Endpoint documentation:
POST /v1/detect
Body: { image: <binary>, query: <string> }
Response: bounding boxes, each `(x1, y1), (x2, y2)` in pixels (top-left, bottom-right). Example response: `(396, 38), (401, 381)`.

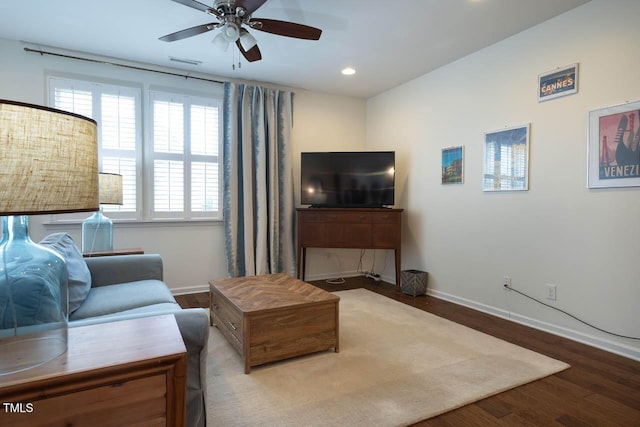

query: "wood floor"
(175, 276), (640, 426)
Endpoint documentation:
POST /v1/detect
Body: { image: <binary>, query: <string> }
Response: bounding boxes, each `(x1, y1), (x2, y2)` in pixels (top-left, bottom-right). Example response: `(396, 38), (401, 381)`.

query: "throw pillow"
(39, 233), (92, 313)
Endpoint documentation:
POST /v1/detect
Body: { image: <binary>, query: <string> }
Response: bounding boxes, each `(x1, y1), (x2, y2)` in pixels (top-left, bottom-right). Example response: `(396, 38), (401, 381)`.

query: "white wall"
(291, 90), (369, 279)
(367, 0), (640, 360)
(0, 37), (366, 292)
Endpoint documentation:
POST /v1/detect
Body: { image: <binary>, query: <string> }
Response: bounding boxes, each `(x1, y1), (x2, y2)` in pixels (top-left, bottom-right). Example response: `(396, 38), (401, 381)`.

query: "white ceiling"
(0, 0), (590, 98)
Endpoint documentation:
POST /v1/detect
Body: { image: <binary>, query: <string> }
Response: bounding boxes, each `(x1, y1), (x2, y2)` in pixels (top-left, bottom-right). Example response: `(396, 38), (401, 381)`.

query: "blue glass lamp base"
(0, 216), (69, 376)
(82, 210), (113, 253)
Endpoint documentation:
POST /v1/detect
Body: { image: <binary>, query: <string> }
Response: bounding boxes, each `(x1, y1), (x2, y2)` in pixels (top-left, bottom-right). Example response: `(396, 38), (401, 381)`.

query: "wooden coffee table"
(209, 273), (339, 373)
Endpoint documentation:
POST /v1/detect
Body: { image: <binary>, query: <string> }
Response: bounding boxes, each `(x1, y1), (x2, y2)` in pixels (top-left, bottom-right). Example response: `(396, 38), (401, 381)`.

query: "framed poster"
(483, 124), (530, 192)
(442, 146), (464, 184)
(588, 100), (640, 188)
(538, 63), (578, 102)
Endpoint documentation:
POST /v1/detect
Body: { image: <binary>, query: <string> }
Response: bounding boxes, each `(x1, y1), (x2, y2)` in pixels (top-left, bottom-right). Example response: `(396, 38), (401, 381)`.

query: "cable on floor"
(505, 284), (640, 340)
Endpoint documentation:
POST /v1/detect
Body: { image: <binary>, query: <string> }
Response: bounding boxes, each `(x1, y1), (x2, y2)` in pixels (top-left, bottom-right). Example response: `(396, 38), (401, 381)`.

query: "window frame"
(147, 89), (223, 220)
(47, 76), (143, 222)
(46, 74), (223, 224)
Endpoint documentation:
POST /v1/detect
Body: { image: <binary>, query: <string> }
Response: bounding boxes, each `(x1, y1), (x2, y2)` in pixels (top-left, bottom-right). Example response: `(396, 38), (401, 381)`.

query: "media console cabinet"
(296, 207), (404, 290)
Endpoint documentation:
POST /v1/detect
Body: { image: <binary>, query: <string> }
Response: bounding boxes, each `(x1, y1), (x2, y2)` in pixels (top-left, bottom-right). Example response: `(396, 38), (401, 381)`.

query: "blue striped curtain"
(223, 83), (296, 277)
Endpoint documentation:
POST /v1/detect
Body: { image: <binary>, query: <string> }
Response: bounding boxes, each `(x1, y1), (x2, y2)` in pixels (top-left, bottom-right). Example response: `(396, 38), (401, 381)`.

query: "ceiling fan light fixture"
(239, 28), (258, 51)
(222, 22), (240, 42)
(160, 0), (323, 63)
(212, 32), (231, 51)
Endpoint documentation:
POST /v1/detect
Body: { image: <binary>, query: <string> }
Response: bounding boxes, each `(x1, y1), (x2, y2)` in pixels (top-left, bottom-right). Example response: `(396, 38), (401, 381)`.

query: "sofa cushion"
(39, 232), (91, 313)
(69, 279), (178, 321)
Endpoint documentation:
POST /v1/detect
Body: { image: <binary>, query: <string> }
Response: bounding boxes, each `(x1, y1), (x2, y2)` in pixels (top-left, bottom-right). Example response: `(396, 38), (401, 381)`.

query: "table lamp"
(82, 172), (123, 254)
(0, 99), (98, 375)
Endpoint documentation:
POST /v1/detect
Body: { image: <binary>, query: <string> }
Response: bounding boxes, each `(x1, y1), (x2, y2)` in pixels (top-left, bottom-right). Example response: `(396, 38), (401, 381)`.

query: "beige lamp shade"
(99, 172), (123, 205)
(0, 99), (99, 215)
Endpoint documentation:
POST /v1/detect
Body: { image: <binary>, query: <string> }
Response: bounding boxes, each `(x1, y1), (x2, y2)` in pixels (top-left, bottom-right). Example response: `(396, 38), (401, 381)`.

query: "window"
(48, 77), (141, 220)
(47, 76), (222, 221)
(149, 91), (221, 219)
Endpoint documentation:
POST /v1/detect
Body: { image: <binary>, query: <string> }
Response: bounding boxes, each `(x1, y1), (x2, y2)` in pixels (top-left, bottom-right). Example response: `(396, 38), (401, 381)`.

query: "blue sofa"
(71, 254), (209, 427)
(37, 233), (208, 427)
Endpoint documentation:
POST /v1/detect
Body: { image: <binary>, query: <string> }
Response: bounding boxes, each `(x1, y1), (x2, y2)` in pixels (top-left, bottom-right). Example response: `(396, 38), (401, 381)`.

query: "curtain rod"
(23, 47), (225, 85)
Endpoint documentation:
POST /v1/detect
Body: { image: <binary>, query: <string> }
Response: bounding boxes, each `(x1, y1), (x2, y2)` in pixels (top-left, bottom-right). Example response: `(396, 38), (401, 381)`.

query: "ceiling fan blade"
(235, 0), (268, 15)
(251, 18), (322, 40)
(159, 23), (219, 42)
(169, 0), (213, 13)
(236, 40), (262, 62)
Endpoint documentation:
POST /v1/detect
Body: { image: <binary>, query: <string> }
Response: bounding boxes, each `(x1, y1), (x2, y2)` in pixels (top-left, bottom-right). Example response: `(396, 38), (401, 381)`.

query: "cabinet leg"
(301, 248), (306, 280)
(395, 248), (401, 292)
(297, 247), (307, 281)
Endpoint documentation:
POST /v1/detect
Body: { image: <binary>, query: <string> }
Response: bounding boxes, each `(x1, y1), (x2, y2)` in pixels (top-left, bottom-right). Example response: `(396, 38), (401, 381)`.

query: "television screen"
(301, 151), (395, 207)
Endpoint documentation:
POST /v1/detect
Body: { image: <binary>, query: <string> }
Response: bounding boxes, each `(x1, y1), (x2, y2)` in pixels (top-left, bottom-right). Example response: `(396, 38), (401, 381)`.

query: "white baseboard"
(428, 288), (640, 362)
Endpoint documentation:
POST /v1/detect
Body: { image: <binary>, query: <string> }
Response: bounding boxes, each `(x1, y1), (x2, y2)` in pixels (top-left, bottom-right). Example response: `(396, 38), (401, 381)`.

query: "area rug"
(206, 289), (569, 426)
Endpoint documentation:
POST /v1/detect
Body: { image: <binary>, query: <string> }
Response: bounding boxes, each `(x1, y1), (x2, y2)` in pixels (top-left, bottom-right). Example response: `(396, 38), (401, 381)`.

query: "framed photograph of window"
(483, 124), (530, 192)
(442, 146), (464, 184)
(538, 63), (578, 102)
(587, 100), (640, 188)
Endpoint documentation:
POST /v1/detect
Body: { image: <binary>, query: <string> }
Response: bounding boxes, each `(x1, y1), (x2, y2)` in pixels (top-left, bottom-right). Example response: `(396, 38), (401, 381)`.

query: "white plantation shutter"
(48, 77), (141, 220)
(191, 104), (219, 155)
(192, 162), (218, 212)
(52, 86), (92, 118)
(48, 76), (222, 222)
(154, 159), (184, 211)
(100, 92), (138, 214)
(154, 100), (184, 154)
(150, 91), (221, 219)
(102, 156), (137, 213)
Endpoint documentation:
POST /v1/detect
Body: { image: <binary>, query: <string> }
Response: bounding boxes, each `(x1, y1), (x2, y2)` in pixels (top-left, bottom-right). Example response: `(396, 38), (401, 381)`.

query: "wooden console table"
(0, 315), (186, 426)
(297, 207), (403, 290)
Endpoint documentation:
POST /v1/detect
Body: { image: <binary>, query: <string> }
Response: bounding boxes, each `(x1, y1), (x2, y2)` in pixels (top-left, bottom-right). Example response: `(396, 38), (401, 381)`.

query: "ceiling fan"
(159, 0), (322, 63)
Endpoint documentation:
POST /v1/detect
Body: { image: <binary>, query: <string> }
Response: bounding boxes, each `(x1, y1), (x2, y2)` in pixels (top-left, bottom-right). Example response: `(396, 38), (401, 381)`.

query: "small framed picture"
(442, 146), (464, 184)
(483, 124), (530, 192)
(587, 100), (640, 188)
(538, 63), (578, 102)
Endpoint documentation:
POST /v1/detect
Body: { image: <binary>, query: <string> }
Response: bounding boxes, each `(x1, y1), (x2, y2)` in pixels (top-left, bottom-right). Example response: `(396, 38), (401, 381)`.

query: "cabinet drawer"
(372, 212), (400, 224)
(299, 222), (326, 246)
(324, 212), (372, 223)
(210, 309), (243, 354)
(210, 292), (243, 345)
(372, 223), (400, 248)
(299, 212), (326, 223)
(4, 374), (167, 427)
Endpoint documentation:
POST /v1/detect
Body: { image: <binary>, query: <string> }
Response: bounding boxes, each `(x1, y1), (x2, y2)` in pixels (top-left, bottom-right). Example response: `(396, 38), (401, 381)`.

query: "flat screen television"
(301, 151), (395, 208)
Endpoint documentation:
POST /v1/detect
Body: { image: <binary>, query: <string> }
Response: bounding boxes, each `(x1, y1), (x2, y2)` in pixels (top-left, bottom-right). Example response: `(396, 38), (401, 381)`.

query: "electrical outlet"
(503, 276), (511, 290)
(545, 284), (557, 301)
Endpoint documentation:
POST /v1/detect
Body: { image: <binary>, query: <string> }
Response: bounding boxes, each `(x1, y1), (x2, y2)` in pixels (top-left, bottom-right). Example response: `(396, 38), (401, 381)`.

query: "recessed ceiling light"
(341, 67), (356, 76)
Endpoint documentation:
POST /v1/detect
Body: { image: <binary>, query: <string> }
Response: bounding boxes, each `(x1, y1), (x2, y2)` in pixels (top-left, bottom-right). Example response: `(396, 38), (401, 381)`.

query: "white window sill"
(43, 218), (224, 230)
